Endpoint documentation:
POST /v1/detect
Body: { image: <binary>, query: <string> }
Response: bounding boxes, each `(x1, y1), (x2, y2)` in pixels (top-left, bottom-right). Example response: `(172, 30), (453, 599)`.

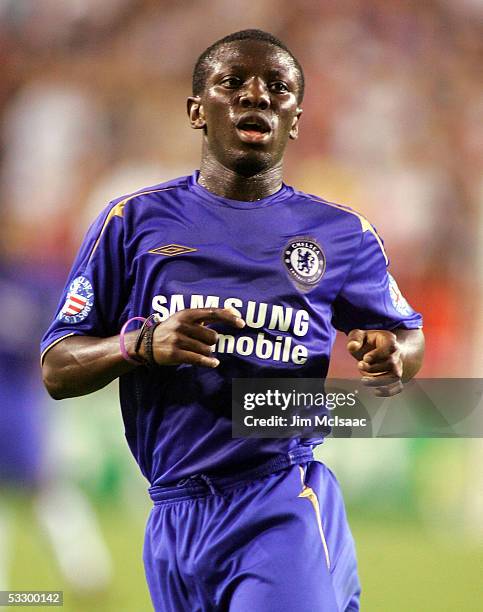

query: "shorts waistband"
(148, 447), (314, 504)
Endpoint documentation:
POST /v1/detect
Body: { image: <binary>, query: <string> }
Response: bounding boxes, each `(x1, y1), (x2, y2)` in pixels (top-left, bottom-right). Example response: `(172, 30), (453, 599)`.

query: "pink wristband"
(120, 317), (146, 365)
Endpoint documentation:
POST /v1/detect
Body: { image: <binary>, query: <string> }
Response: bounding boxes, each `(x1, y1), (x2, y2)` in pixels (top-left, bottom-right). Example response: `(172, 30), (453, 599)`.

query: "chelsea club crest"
(283, 237), (326, 292)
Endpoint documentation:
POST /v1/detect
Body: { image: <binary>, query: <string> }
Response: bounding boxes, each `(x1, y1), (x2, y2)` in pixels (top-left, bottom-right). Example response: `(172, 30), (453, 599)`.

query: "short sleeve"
(41, 202), (126, 362)
(332, 225), (423, 334)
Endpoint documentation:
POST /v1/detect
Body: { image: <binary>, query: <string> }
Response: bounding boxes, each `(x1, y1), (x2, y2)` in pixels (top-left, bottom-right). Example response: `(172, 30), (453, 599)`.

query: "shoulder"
(84, 175), (190, 250)
(107, 174), (190, 216)
(291, 188), (389, 264)
(291, 188), (374, 234)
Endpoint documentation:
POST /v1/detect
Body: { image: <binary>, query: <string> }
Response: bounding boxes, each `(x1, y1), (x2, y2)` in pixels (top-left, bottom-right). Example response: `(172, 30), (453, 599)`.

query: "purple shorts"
(144, 455), (360, 611)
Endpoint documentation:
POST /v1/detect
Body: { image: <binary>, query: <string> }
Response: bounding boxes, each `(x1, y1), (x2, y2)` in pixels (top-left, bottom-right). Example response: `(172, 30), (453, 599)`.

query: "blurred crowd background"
(0, 1), (482, 610)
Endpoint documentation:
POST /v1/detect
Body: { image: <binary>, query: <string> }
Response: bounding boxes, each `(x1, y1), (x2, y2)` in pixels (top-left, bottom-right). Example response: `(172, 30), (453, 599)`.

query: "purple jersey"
(41, 172), (422, 486)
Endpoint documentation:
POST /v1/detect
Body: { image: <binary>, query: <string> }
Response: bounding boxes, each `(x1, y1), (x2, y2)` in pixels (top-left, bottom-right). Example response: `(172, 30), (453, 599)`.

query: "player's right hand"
(143, 308), (245, 368)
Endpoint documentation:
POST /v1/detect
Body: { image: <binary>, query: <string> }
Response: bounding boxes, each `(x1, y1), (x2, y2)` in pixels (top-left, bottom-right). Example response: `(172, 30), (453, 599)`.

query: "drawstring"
(177, 473), (222, 496)
(177, 475), (197, 487)
(198, 474), (221, 496)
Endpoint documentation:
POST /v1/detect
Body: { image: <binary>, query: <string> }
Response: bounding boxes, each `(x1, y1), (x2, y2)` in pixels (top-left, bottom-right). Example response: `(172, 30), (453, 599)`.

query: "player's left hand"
(347, 329), (404, 397)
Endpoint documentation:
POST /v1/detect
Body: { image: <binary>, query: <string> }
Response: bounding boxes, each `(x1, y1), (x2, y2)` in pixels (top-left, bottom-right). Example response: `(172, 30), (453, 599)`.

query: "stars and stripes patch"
(62, 293), (88, 315)
(58, 276), (94, 324)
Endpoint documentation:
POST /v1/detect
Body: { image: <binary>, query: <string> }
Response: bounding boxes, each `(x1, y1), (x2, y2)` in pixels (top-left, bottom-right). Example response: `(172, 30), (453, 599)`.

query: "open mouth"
(235, 114), (272, 143)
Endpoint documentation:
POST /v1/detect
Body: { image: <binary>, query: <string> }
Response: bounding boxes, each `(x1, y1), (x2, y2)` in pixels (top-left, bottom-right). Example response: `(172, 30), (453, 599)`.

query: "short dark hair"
(192, 29), (305, 102)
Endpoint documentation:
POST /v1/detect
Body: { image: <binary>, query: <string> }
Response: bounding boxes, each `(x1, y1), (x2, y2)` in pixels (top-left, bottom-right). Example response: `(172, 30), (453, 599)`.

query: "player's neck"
(198, 155), (283, 202)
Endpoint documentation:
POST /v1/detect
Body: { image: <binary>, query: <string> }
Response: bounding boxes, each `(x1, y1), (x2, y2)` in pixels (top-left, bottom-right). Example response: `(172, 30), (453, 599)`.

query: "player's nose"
(239, 77), (270, 110)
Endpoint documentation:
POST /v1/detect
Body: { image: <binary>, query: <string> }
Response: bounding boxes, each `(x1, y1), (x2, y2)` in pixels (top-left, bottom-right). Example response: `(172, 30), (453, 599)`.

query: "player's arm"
(42, 308), (245, 400)
(332, 215), (424, 396)
(42, 333), (137, 399)
(346, 327), (425, 397)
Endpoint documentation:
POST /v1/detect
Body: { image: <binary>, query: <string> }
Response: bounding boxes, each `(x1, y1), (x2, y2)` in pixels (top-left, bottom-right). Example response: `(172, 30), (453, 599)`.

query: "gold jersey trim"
(298, 466), (331, 570)
(87, 187), (176, 264)
(40, 333), (76, 365)
(308, 198), (389, 265)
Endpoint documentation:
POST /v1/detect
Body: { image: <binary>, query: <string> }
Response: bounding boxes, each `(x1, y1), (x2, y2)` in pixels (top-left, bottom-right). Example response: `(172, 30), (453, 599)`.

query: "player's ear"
(289, 108), (303, 140)
(187, 96), (206, 129)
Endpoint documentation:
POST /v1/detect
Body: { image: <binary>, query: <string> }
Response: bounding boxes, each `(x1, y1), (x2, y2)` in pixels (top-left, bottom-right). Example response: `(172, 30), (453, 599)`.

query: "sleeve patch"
(388, 273), (413, 316)
(58, 276), (94, 324)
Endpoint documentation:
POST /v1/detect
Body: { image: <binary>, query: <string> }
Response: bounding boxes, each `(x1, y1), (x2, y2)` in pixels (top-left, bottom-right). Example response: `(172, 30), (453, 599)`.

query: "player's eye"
(221, 76), (243, 88)
(270, 81), (289, 94)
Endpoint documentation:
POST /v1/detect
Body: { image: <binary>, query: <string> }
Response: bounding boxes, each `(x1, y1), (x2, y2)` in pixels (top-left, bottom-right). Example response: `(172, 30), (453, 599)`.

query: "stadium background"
(0, 0), (482, 610)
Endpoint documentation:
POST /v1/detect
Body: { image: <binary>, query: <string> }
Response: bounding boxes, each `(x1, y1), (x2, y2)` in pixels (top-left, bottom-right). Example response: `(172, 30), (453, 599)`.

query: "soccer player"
(41, 30), (424, 611)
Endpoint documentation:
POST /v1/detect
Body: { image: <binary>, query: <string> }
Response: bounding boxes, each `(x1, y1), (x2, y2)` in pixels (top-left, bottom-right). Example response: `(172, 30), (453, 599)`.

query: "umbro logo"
(149, 244), (197, 256)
